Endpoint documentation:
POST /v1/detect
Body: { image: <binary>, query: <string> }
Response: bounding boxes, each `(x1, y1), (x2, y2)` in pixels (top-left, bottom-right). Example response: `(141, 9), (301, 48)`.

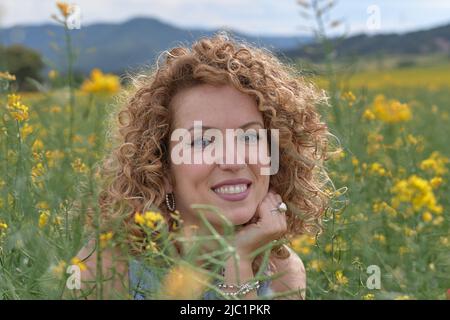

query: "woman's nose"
(218, 161), (247, 171)
(216, 138), (248, 171)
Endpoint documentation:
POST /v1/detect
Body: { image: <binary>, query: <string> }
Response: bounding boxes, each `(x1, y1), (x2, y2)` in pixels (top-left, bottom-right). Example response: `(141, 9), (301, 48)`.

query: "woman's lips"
(211, 178), (252, 189)
(211, 183), (251, 201)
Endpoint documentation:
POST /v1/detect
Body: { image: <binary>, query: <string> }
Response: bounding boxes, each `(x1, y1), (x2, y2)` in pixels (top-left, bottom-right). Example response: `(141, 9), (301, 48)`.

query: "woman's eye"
(191, 137), (214, 148)
(239, 133), (260, 143)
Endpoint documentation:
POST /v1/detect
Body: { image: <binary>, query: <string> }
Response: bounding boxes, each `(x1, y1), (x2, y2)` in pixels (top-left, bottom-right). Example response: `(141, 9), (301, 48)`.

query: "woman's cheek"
(174, 163), (211, 192)
(251, 173), (270, 205)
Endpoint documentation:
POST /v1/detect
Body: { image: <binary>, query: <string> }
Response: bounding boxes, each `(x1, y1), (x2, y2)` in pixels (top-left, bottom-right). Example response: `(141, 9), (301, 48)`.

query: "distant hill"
(283, 23), (450, 61)
(0, 17), (310, 74)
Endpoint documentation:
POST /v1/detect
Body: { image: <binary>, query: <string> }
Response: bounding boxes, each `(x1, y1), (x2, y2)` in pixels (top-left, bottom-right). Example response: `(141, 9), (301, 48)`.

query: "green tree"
(0, 44), (44, 91)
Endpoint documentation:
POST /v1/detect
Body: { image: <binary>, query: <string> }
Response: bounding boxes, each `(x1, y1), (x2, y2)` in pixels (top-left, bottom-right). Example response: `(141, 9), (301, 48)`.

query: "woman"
(75, 33), (332, 300)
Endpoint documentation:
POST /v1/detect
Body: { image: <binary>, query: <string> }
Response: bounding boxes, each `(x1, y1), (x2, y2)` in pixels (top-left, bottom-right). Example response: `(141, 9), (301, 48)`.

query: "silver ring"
(271, 202), (287, 214)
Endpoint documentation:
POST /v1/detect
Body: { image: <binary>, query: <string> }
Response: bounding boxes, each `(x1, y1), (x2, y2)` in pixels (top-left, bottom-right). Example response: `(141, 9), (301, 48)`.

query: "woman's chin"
(222, 210), (255, 226)
(200, 205), (256, 230)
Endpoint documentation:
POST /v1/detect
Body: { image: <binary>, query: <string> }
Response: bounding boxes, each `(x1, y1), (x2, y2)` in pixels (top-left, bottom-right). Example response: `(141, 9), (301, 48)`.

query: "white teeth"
(213, 184), (248, 194)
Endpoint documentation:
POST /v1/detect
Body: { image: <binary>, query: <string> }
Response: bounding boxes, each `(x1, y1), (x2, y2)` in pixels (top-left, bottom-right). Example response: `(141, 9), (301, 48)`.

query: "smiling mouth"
(210, 182), (252, 201)
(212, 183), (249, 194)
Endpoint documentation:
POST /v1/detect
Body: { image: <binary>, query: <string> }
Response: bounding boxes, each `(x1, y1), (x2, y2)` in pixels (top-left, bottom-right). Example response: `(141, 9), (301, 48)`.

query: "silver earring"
(165, 193), (176, 212)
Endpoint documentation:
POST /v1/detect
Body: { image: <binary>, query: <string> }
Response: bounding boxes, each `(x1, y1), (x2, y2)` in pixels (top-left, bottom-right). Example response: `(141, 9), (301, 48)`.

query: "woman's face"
(167, 84), (271, 230)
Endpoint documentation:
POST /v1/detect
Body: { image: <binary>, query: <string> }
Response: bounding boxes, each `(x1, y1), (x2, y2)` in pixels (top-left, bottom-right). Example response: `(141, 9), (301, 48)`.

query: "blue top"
(129, 258), (274, 300)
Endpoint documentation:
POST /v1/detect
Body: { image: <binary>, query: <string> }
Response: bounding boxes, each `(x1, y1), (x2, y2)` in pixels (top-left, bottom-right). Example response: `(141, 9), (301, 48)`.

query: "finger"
(269, 193), (287, 233)
(266, 190), (279, 204)
(267, 191), (283, 208)
(262, 195), (285, 232)
(268, 193), (283, 214)
(257, 196), (277, 224)
(274, 193), (282, 204)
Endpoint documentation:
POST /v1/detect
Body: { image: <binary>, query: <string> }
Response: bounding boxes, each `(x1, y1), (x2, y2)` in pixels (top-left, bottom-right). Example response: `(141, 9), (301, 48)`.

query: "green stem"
(64, 22), (76, 149)
(14, 120), (22, 214)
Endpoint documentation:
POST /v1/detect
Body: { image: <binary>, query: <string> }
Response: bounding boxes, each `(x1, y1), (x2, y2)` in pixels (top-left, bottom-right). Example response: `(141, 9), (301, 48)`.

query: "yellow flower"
(366, 132), (384, 155)
(372, 201), (383, 214)
(72, 134), (83, 144)
(0, 221), (8, 230)
(420, 152), (449, 176)
(372, 201), (397, 217)
(385, 205), (398, 217)
(373, 233), (386, 244)
(369, 94), (412, 123)
(369, 162), (387, 176)
(81, 68), (120, 94)
(49, 105), (62, 113)
(391, 175), (443, 214)
(290, 235), (315, 255)
(406, 134), (418, 145)
(56, 2), (71, 18)
(71, 158), (88, 173)
(160, 264), (209, 299)
(45, 150), (65, 168)
(37, 201), (50, 210)
(134, 211), (165, 229)
(99, 231), (113, 248)
(403, 227), (417, 237)
(432, 216), (444, 226)
(20, 123), (33, 140)
(430, 177), (443, 189)
(32, 139), (44, 152)
(351, 156), (359, 167)
(342, 91), (356, 106)
(0, 71), (16, 81)
(422, 211), (433, 223)
(32, 163), (45, 183)
(350, 212), (368, 222)
(39, 210), (50, 228)
(48, 70), (58, 80)
(144, 211), (164, 224)
(6, 94), (29, 122)
(87, 134), (96, 146)
(394, 295), (413, 300)
(335, 270), (348, 286)
(70, 257), (87, 271)
(308, 259), (324, 272)
(363, 109), (376, 120)
(145, 241), (159, 252)
(330, 150), (345, 161)
(134, 212), (146, 225)
(54, 216), (63, 226)
(362, 293), (375, 300)
(52, 260), (67, 277)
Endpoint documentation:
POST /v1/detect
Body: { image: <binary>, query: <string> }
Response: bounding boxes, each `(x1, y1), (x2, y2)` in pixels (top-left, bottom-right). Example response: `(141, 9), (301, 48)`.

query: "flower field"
(0, 3), (449, 300)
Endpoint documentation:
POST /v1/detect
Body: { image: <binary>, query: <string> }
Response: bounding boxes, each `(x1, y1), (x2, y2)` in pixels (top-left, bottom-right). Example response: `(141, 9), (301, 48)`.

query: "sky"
(1, 0), (449, 36)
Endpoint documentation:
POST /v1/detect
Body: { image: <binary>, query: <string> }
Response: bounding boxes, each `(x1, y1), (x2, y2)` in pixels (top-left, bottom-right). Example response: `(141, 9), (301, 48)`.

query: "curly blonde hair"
(97, 33), (333, 265)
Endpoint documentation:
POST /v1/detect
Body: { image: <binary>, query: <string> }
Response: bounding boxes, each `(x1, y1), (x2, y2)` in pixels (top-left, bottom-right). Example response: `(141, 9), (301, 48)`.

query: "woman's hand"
(233, 189), (287, 261)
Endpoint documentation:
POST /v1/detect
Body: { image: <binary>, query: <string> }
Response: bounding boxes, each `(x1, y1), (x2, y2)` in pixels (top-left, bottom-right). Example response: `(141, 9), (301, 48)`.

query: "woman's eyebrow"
(186, 121), (264, 132)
